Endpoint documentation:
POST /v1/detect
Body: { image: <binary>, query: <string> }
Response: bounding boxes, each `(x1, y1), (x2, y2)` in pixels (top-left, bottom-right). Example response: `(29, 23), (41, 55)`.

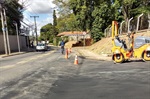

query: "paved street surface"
(0, 48), (150, 99)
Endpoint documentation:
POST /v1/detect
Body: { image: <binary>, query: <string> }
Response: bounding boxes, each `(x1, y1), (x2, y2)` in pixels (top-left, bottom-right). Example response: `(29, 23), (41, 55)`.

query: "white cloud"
(22, 14), (53, 36)
(36, 16), (53, 35)
(19, 0), (56, 14)
(45, 14), (53, 23)
(19, 0), (56, 35)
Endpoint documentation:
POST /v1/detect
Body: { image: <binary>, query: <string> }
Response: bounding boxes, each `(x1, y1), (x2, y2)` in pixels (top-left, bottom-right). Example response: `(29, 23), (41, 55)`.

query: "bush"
(53, 37), (64, 46)
(53, 36), (69, 46)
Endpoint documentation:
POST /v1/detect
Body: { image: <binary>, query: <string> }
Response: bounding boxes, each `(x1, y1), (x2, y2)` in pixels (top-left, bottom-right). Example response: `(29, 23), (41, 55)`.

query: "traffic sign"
(83, 31), (86, 35)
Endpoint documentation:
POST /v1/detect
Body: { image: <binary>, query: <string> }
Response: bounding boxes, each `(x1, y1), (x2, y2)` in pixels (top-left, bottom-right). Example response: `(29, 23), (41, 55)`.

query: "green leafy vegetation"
(0, 0), (23, 35)
(52, 0), (150, 43)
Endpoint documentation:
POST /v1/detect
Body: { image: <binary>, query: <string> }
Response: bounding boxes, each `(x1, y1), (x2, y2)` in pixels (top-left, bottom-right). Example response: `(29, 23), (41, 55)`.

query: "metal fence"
(104, 13), (150, 37)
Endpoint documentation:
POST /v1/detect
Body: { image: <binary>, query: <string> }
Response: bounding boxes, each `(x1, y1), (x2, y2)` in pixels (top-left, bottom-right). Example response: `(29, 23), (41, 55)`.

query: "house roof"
(57, 31), (88, 36)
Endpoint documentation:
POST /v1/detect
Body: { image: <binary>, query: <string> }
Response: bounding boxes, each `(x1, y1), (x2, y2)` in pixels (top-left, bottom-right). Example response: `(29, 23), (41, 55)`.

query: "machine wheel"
(143, 51), (150, 61)
(114, 54), (124, 63)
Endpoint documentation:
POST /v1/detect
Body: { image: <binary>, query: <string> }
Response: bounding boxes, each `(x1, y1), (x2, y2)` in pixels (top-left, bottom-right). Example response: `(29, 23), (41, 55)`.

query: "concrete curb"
(0, 52), (27, 58)
(0, 48), (36, 58)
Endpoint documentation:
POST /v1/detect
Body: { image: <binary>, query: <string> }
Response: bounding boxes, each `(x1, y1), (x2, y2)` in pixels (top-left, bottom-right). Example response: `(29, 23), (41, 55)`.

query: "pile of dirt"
(88, 30), (150, 56)
(65, 30), (149, 56)
(88, 37), (112, 55)
(65, 41), (77, 48)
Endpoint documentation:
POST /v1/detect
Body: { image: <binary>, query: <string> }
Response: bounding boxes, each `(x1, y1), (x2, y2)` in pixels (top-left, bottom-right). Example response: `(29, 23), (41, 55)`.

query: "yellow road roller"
(111, 21), (150, 63)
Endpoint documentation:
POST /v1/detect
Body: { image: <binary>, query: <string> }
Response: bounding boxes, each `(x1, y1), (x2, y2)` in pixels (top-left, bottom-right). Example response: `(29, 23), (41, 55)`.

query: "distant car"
(36, 43), (47, 51)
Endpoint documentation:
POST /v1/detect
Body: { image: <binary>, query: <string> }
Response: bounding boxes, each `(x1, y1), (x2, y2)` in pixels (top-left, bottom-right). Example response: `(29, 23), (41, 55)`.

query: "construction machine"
(111, 21), (150, 63)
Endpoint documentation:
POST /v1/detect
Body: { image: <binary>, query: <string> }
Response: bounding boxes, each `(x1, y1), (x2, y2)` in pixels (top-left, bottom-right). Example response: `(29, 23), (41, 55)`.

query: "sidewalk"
(0, 47), (36, 58)
(73, 47), (112, 61)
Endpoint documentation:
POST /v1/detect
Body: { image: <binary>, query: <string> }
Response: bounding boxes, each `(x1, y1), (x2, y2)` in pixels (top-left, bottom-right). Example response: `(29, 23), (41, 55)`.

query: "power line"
(24, 16), (33, 24)
(30, 16), (39, 45)
(20, 20), (30, 27)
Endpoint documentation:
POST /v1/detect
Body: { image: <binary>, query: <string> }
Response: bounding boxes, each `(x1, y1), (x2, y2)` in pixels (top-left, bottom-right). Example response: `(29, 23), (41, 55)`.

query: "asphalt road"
(0, 48), (150, 99)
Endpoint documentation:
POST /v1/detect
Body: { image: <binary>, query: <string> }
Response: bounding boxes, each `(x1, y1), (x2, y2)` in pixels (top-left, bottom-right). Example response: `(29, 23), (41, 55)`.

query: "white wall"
(69, 34), (91, 41)
(0, 35), (5, 53)
(0, 35), (27, 54)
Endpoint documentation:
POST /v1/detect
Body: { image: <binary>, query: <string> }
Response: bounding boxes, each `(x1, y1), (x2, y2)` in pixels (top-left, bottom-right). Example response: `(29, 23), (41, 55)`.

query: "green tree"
(114, 0), (150, 31)
(53, 10), (58, 37)
(133, 0), (150, 14)
(69, 0), (95, 31)
(69, 0), (115, 42)
(0, 0), (23, 35)
(52, 0), (71, 16)
(57, 13), (80, 32)
(52, 10), (59, 45)
(53, 0), (150, 43)
(40, 23), (54, 43)
(53, 0), (81, 33)
(91, 1), (114, 42)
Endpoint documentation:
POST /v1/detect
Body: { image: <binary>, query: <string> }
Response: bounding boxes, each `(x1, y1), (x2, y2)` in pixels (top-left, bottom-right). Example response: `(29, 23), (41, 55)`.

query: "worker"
(59, 40), (65, 54)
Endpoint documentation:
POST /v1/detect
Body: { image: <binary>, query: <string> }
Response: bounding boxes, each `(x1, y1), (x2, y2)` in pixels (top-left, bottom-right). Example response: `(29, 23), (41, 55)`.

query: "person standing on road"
(59, 40), (65, 54)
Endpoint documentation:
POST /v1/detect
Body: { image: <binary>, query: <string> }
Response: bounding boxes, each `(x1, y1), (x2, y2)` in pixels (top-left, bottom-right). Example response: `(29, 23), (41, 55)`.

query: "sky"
(18, 0), (56, 35)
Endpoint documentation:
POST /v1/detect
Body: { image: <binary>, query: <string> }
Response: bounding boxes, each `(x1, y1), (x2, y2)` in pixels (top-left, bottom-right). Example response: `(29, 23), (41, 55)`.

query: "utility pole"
(30, 16), (39, 45)
(0, 4), (8, 55)
(15, 23), (20, 52)
(3, 8), (11, 55)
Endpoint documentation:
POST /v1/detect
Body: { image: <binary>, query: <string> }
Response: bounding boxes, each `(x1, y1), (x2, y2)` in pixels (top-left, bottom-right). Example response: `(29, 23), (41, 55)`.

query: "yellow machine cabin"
(134, 36), (150, 61)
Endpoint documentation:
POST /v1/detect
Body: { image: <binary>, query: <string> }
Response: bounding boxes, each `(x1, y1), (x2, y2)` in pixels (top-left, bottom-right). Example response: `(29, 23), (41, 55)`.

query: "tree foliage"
(69, 0), (114, 42)
(69, 0), (95, 31)
(115, 0), (150, 31)
(40, 23), (54, 43)
(44, 0), (150, 43)
(53, 10), (59, 37)
(57, 13), (80, 32)
(0, 0), (23, 35)
(91, 1), (114, 42)
(52, 0), (71, 16)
